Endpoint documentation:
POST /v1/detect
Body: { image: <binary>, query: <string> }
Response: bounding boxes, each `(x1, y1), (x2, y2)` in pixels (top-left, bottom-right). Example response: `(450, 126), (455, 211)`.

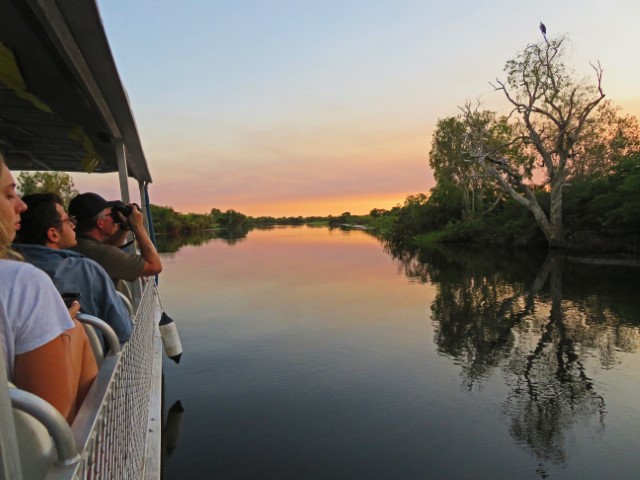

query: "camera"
(110, 201), (135, 223)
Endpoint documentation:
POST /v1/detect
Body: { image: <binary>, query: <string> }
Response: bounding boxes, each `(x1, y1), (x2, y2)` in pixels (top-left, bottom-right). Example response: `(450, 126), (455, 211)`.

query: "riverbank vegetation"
(365, 151), (640, 253)
(151, 206), (333, 233)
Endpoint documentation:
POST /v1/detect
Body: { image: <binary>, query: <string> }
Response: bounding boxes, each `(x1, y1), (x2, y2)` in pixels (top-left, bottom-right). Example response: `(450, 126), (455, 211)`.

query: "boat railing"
(76, 313), (122, 357)
(38, 279), (164, 480)
(116, 291), (135, 317)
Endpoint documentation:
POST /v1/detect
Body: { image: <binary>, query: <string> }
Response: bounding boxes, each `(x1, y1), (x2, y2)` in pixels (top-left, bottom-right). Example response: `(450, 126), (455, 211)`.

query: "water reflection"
(164, 400), (185, 458)
(161, 398), (185, 478)
(385, 242), (639, 472)
(155, 229), (248, 254)
(159, 228), (640, 479)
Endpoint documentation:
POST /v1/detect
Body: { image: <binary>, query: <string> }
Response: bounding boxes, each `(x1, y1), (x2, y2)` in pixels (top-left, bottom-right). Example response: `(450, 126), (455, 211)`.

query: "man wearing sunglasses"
(12, 193), (132, 344)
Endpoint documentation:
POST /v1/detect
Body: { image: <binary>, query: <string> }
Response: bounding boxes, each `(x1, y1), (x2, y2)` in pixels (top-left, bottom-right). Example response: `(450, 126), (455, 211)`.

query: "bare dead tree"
(464, 35), (606, 248)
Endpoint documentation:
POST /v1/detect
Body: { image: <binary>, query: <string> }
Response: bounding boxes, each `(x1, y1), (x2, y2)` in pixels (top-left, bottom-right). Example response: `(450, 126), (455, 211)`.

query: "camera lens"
(110, 202), (133, 223)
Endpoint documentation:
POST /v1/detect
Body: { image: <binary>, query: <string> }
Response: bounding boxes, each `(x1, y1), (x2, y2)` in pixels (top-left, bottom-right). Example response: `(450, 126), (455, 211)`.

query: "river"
(157, 225), (640, 479)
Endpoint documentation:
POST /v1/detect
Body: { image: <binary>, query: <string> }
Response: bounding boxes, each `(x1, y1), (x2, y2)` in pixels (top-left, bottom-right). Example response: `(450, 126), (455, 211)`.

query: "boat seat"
(8, 383), (79, 480)
(13, 402), (55, 479)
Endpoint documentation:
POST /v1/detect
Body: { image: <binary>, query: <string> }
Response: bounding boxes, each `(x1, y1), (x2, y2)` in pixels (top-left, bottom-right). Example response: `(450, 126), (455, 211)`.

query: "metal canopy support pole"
(139, 181), (149, 232)
(116, 140), (131, 204)
(116, 140), (141, 303)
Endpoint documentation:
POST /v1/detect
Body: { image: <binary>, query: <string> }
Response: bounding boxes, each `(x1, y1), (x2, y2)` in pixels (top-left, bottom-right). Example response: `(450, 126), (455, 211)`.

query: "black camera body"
(61, 292), (81, 308)
(110, 201), (134, 223)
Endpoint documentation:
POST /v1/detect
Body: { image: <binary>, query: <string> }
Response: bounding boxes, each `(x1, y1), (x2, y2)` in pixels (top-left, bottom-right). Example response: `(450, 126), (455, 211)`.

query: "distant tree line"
(152, 206), (338, 234)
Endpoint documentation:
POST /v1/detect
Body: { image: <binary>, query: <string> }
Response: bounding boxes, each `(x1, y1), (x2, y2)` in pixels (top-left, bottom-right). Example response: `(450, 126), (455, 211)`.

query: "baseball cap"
(69, 193), (119, 227)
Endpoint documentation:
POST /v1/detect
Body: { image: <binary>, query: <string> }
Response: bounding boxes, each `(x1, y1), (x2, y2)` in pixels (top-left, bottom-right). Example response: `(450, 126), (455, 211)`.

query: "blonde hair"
(0, 152), (23, 260)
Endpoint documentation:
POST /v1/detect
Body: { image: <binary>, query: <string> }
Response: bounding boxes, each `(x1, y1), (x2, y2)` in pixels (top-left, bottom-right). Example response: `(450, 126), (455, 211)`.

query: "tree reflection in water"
(156, 228), (248, 254)
(383, 241), (639, 472)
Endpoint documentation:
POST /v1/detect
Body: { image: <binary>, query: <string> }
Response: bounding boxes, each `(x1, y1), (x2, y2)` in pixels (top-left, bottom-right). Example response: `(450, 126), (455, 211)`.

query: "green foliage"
(438, 216), (489, 244)
(564, 153), (640, 239)
(150, 205), (215, 234)
(429, 112), (518, 217)
(153, 206), (377, 234)
(481, 195), (548, 247)
(17, 171), (78, 208)
(414, 230), (446, 246)
(369, 208), (387, 218)
(246, 215), (309, 226)
(432, 108), (541, 216)
(371, 149), (640, 252)
(277, 216), (305, 225)
(210, 208), (223, 220)
(217, 209), (248, 231)
(378, 194), (426, 244)
(250, 216), (278, 227)
(368, 212), (397, 235)
(420, 185), (464, 230)
(570, 103), (640, 179)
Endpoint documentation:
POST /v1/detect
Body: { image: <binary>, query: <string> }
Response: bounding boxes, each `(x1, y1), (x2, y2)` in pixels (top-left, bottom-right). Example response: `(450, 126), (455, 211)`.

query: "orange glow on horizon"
(176, 192), (414, 217)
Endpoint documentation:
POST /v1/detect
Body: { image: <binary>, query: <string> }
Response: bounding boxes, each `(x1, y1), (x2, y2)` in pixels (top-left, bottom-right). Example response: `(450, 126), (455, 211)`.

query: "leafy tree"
(421, 184), (465, 231)
(335, 211), (352, 224)
(217, 209), (248, 231)
(369, 208), (387, 218)
(568, 103), (640, 179)
(210, 208), (223, 220)
(150, 205), (182, 234)
(17, 171), (78, 208)
(429, 113), (516, 216)
(385, 194), (429, 243)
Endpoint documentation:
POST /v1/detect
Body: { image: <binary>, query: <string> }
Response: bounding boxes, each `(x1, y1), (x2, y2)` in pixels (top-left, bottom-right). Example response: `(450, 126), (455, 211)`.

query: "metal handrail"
(9, 388), (80, 466)
(116, 290), (134, 317)
(76, 313), (121, 354)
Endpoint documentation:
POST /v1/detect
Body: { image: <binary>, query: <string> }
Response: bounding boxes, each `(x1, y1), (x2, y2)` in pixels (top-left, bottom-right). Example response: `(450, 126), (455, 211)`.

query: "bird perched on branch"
(539, 21), (547, 36)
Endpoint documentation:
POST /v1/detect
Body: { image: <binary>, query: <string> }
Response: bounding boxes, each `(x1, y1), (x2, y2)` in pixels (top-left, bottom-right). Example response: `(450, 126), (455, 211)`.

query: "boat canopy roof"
(0, 0), (151, 183)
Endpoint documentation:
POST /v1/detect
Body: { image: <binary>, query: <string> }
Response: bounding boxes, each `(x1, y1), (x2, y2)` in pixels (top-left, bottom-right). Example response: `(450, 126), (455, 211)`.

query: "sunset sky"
(73, 0), (640, 217)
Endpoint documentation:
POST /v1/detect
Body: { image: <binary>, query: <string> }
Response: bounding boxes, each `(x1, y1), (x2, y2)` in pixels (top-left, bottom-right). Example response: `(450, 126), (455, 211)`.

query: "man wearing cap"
(68, 192), (162, 295)
(14, 193), (133, 344)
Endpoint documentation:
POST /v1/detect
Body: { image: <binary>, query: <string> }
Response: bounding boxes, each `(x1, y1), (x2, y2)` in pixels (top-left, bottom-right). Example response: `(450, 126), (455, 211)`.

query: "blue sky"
(73, 0), (640, 216)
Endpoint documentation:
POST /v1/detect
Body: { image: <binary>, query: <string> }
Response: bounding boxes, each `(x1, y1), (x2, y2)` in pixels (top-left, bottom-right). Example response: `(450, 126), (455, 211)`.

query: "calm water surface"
(158, 226), (640, 479)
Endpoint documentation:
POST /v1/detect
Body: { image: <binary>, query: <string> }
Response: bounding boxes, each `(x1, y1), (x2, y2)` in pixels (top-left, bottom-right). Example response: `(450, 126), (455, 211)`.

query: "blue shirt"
(12, 244), (133, 343)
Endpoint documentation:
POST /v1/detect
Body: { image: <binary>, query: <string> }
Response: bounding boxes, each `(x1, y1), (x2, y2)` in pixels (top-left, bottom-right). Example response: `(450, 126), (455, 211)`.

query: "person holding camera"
(68, 192), (162, 295)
